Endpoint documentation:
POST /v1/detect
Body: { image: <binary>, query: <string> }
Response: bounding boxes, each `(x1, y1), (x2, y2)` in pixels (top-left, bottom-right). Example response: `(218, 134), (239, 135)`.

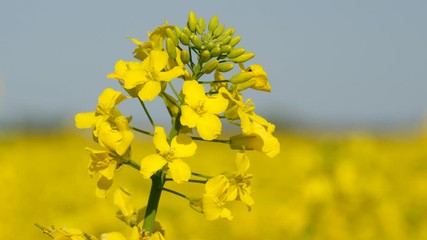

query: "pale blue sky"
(1, 1), (426, 130)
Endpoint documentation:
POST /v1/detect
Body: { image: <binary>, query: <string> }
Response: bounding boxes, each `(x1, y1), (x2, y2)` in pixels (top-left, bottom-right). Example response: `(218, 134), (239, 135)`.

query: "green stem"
(191, 172), (213, 179)
(125, 159), (141, 171)
(162, 187), (190, 200)
(191, 136), (230, 144)
(165, 178), (207, 184)
(168, 82), (183, 104)
(142, 171), (165, 233)
(130, 126), (154, 136)
(198, 80), (230, 84)
(138, 98), (155, 129)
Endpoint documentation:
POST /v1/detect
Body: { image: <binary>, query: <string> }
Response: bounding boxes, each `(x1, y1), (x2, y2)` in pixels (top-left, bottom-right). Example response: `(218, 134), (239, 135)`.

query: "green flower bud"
(202, 59), (219, 74)
(227, 47), (245, 58)
(188, 11), (197, 32)
(220, 45), (232, 54)
(223, 27), (235, 37)
(231, 52), (255, 63)
(216, 62), (234, 72)
(179, 32), (190, 45)
(210, 46), (221, 57)
(181, 50), (190, 64)
(229, 36), (241, 47)
(206, 41), (215, 50)
(197, 17), (206, 34)
(174, 26), (182, 37)
(213, 24), (225, 37)
(230, 71), (255, 84)
(165, 28), (178, 46)
(236, 78), (257, 91)
(208, 16), (219, 32)
(183, 26), (192, 36)
(199, 50), (211, 63)
(219, 35), (232, 45)
(190, 34), (202, 49)
(166, 38), (177, 59)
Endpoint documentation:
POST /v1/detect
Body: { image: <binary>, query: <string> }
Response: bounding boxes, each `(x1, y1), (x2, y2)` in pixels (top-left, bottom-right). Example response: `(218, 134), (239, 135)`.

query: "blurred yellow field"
(1, 130), (427, 239)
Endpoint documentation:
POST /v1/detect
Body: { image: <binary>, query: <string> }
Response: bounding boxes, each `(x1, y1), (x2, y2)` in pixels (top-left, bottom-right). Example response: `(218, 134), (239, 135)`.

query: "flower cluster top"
(72, 11), (280, 239)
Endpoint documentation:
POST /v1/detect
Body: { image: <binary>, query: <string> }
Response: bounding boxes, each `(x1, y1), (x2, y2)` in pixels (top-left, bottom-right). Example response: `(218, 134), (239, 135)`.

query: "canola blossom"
(40, 11), (280, 239)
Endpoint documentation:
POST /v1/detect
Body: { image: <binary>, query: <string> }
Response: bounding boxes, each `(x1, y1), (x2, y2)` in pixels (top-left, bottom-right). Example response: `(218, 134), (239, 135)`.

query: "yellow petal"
(140, 154), (167, 179)
(101, 161), (117, 180)
(96, 175), (113, 198)
(168, 159), (191, 183)
(183, 80), (205, 105)
(180, 105), (200, 128)
(100, 232), (128, 240)
(204, 94), (228, 115)
(158, 66), (184, 82)
(235, 152), (250, 175)
(205, 175), (229, 196)
(113, 188), (134, 218)
(97, 88), (127, 114)
(202, 194), (233, 221)
(138, 81), (161, 101)
(238, 108), (253, 134)
(150, 50), (168, 72)
(123, 69), (147, 89)
(197, 113), (222, 140)
(75, 112), (99, 129)
(172, 134), (197, 158)
(153, 126), (170, 154)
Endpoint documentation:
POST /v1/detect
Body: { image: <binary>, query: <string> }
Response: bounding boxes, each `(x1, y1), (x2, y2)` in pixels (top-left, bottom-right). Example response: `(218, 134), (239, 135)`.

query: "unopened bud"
(208, 16), (219, 32)
(188, 11), (197, 32)
(223, 27), (235, 37)
(179, 32), (190, 45)
(210, 46), (221, 57)
(236, 78), (256, 91)
(230, 134), (259, 151)
(174, 26), (182, 37)
(180, 50), (190, 64)
(166, 38), (177, 59)
(220, 45), (232, 54)
(213, 24), (225, 37)
(229, 36), (241, 47)
(230, 71), (255, 84)
(202, 59), (219, 74)
(197, 17), (206, 34)
(219, 35), (232, 45)
(216, 62), (234, 72)
(190, 34), (202, 49)
(165, 28), (178, 46)
(206, 41), (215, 50)
(199, 50), (211, 63)
(231, 52), (255, 63)
(227, 48), (245, 58)
(182, 27), (192, 36)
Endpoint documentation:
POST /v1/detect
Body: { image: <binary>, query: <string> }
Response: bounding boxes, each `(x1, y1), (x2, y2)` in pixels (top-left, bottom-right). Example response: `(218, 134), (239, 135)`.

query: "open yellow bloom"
(202, 175), (233, 221)
(226, 152), (254, 209)
(107, 50), (184, 101)
(140, 126), (196, 183)
(86, 148), (126, 198)
(75, 88), (127, 131)
(180, 80), (229, 140)
(97, 116), (134, 156)
(246, 64), (271, 92)
(230, 122), (280, 158)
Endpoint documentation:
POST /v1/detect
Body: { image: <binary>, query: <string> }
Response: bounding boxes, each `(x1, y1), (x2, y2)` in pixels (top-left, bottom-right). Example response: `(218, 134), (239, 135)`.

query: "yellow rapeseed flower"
(140, 126), (196, 183)
(86, 148), (125, 198)
(226, 152), (254, 209)
(75, 88), (127, 131)
(202, 175), (233, 221)
(107, 50), (184, 101)
(245, 64), (271, 92)
(180, 80), (228, 140)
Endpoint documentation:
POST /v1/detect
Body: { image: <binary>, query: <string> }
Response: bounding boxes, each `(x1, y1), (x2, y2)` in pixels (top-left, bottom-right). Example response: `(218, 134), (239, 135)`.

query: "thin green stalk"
(168, 82), (183, 104)
(191, 136), (230, 144)
(162, 187), (190, 200)
(191, 172), (213, 179)
(125, 159), (141, 171)
(165, 178), (207, 184)
(142, 171), (165, 233)
(138, 98), (155, 129)
(198, 80), (230, 84)
(130, 126), (154, 136)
